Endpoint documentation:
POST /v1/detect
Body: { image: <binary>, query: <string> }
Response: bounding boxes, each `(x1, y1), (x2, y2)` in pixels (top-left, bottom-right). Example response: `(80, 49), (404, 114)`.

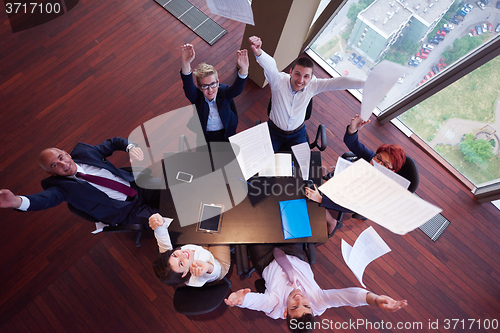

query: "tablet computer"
(196, 203), (223, 234)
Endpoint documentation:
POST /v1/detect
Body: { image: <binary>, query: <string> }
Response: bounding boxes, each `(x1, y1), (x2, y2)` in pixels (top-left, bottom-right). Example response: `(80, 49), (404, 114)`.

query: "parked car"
(353, 56), (361, 64)
(429, 38), (440, 45)
(483, 23), (487, 32)
(449, 18), (460, 24)
(432, 65), (439, 74)
(497, 0), (500, 8)
(398, 74), (406, 83)
(461, 6), (470, 14)
(443, 24), (455, 29)
(435, 34), (445, 40)
(330, 56), (339, 64)
(477, 1), (486, 9)
(454, 14), (464, 22)
(334, 52), (343, 61)
(424, 75), (431, 80)
(428, 71), (435, 78)
(420, 48), (430, 54)
(471, 28), (478, 36)
(358, 60), (366, 68)
(476, 25), (483, 34)
(457, 9), (467, 16)
(465, 3), (474, 10)
(423, 44), (434, 50)
(496, 23), (500, 33)
(416, 52), (428, 59)
(440, 27), (451, 33)
(408, 60), (419, 67)
(480, 0), (489, 4)
(348, 53), (356, 61)
(411, 56), (422, 62)
(437, 30), (447, 36)
(487, 23), (493, 32)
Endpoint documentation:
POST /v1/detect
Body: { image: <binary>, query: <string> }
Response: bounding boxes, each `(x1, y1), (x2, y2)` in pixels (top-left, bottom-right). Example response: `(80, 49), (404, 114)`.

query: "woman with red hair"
(305, 114), (407, 237)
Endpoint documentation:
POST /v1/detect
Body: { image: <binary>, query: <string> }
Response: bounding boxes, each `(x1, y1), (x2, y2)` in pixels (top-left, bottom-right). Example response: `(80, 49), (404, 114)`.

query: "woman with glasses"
(180, 44), (249, 142)
(305, 114), (406, 237)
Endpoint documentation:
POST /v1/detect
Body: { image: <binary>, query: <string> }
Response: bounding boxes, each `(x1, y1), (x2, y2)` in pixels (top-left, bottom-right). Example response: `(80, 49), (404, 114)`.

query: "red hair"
(376, 144), (406, 172)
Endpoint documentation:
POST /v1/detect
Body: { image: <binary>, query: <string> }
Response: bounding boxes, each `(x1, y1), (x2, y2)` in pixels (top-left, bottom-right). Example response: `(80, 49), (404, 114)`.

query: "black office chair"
(172, 277), (232, 315)
(333, 152), (419, 222)
(66, 167), (147, 247)
(256, 97), (327, 152)
(236, 243), (316, 280)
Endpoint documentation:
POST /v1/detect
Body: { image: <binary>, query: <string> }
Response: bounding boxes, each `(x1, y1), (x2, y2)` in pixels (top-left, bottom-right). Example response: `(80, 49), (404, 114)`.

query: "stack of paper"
(319, 159), (441, 235)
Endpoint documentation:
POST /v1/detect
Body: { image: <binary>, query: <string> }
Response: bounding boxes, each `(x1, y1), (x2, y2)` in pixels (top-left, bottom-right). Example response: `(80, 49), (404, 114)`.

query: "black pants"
(249, 243), (308, 277)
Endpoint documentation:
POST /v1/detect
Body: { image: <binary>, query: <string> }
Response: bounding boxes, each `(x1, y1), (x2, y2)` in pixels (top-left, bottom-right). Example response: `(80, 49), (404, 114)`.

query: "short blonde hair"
(194, 63), (218, 85)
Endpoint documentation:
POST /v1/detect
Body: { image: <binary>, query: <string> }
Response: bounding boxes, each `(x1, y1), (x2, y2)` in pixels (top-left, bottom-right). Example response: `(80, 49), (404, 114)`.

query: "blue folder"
(279, 199), (312, 240)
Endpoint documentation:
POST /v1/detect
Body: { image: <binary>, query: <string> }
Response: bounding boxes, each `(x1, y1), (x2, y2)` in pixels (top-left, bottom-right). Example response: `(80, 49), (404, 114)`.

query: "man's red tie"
(76, 172), (137, 197)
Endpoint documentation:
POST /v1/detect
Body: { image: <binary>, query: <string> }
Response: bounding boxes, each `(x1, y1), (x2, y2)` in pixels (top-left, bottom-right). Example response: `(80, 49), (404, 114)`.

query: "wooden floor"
(1, 1), (499, 332)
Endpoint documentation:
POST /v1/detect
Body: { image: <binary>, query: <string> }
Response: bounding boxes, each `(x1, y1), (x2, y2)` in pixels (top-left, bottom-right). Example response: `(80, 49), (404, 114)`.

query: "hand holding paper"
(360, 61), (406, 120)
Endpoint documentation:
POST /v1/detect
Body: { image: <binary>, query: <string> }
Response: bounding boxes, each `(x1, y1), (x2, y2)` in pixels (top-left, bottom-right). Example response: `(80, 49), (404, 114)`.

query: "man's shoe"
(351, 213), (367, 221)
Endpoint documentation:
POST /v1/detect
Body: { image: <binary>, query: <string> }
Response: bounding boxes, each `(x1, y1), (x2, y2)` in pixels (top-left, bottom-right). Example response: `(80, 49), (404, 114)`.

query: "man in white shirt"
(248, 36), (365, 152)
(225, 244), (407, 331)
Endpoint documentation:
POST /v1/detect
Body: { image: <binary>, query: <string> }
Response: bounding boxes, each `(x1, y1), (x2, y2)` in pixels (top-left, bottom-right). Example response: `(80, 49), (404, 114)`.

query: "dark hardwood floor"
(1, 1), (499, 332)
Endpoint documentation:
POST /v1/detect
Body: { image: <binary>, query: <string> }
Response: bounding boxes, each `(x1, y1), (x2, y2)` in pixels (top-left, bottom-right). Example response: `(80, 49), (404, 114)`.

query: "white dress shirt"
(153, 222), (221, 287)
(239, 254), (368, 319)
(256, 50), (365, 131)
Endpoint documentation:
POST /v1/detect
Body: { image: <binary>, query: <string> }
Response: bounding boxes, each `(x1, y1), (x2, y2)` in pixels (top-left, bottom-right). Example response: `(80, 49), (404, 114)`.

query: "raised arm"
(248, 36), (262, 57)
(149, 213), (174, 253)
(180, 44), (196, 74)
(347, 114), (371, 134)
(237, 49), (249, 76)
(0, 189), (22, 209)
(366, 292), (408, 312)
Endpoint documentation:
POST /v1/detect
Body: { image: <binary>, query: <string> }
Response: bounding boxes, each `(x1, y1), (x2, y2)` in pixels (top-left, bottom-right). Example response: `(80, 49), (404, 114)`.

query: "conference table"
(159, 148), (327, 245)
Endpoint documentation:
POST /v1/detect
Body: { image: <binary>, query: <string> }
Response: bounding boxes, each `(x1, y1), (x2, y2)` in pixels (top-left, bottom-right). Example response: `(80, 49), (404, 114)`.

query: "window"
(307, 0), (500, 197)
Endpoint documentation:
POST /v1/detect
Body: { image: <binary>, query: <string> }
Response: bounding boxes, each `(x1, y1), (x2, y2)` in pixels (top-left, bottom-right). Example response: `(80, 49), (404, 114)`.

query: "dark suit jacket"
(181, 70), (246, 140)
(343, 126), (376, 163)
(26, 137), (144, 225)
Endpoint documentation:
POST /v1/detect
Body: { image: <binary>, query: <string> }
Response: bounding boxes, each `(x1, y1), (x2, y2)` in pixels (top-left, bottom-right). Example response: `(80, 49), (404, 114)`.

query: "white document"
(341, 226), (391, 287)
(319, 159), (442, 235)
(206, 0), (255, 25)
(259, 153), (293, 177)
(372, 162), (410, 190)
(229, 122), (274, 180)
(360, 61), (406, 120)
(291, 142), (311, 180)
(334, 157), (353, 176)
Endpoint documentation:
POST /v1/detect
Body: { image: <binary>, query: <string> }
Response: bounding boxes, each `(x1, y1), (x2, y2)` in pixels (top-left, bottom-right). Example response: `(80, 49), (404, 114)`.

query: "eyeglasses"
(200, 81), (218, 90)
(374, 153), (393, 170)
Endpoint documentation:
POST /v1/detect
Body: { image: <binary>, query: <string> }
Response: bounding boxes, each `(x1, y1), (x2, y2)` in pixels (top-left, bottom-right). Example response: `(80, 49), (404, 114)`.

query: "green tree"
(442, 36), (484, 64)
(459, 133), (494, 164)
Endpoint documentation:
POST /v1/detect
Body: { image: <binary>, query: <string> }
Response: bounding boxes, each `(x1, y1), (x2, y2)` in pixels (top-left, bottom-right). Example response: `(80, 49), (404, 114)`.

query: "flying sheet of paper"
(206, 0), (255, 25)
(334, 157), (353, 176)
(291, 142), (311, 180)
(229, 122), (274, 180)
(319, 159), (442, 235)
(372, 161), (410, 190)
(259, 153), (293, 177)
(341, 226), (391, 287)
(360, 61), (406, 120)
